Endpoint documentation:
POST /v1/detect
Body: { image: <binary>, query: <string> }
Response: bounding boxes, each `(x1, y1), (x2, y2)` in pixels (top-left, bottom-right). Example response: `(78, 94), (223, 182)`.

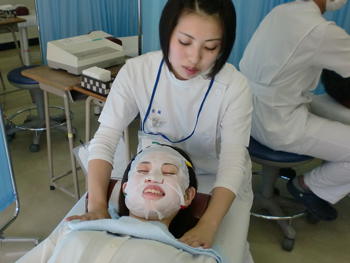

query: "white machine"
(47, 31), (125, 75)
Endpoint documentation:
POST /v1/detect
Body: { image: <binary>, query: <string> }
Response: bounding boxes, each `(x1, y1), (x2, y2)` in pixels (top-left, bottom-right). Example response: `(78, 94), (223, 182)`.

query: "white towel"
(69, 217), (229, 263)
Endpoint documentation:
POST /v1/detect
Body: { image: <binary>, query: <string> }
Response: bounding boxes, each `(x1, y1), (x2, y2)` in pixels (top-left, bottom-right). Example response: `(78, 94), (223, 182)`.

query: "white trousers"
(280, 113), (350, 204)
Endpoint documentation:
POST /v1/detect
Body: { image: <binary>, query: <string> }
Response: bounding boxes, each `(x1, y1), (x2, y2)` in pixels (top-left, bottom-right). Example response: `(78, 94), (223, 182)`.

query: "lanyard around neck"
(142, 58), (215, 143)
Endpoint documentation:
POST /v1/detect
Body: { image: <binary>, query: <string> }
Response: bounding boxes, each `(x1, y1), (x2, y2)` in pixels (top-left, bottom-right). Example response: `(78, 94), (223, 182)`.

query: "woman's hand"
(178, 220), (217, 249)
(65, 207), (111, 222)
(179, 187), (236, 248)
(66, 159), (114, 222)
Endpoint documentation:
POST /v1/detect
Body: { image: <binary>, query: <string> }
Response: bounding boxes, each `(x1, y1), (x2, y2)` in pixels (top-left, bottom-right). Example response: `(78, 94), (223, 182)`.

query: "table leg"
(40, 83), (80, 200)
(2, 25), (24, 66)
(43, 90), (54, 187)
(84, 96), (131, 189)
(62, 92), (80, 200)
(85, 96), (93, 143)
(19, 27), (30, 66)
(85, 97), (130, 162)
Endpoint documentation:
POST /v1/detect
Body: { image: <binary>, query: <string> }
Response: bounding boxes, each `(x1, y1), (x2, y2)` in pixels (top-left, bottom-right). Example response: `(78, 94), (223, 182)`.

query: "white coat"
(240, 0), (350, 148)
(239, 0), (350, 203)
(90, 51), (253, 200)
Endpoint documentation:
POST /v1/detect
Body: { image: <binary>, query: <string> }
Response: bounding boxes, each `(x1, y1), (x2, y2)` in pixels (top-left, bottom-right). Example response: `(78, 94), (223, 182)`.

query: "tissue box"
(81, 75), (114, 95)
(0, 9), (16, 18)
(0, 5), (16, 18)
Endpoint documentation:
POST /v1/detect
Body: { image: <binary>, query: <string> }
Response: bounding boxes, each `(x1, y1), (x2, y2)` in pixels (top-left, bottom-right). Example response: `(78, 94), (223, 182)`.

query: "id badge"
(137, 130), (172, 152)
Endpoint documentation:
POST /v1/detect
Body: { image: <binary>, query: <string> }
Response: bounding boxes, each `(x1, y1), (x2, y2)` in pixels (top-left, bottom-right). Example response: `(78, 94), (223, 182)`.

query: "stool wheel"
(307, 211), (320, 224)
(50, 186), (55, 191)
(6, 133), (15, 142)
(29, 144), (39, 152)
(282, 237), (294, 251)
(279, 168), (296, 180)
(274, 187), (280, 196)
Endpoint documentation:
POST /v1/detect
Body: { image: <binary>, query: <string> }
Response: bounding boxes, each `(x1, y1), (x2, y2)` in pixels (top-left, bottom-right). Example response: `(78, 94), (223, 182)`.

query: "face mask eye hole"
(161, 163), (179, 176)
(136, 162), (151, 174)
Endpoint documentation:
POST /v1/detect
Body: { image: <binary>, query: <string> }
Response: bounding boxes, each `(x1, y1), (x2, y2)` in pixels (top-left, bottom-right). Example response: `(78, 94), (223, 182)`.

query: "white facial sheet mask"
(124, 145), (190, 220)
(326, 0), (347, 11)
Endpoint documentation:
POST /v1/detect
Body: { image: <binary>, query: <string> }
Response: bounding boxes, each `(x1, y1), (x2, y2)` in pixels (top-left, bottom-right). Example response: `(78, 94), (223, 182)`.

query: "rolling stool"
(248, 136), (314, 251)
(6, 65), (75, 152)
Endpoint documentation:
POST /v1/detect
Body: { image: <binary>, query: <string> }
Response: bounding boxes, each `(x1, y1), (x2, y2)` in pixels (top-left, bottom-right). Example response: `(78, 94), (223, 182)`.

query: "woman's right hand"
(65, 207), (111, 222)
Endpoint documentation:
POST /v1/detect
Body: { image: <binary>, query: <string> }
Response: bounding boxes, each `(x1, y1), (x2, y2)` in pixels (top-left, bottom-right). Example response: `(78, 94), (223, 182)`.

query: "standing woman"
(67, 0), (253, 261)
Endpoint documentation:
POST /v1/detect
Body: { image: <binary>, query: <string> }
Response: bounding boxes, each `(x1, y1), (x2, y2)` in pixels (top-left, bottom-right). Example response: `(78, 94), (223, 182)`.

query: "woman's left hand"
(178, 221), (217, 249)
(179, 187), (236, 249)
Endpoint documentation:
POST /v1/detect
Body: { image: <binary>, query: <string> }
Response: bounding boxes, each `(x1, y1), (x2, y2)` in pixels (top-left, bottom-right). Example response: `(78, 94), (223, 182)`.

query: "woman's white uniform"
(89, 50), (254, 262)
(90, 51), (253, 202)
(239, 0), (350, 204)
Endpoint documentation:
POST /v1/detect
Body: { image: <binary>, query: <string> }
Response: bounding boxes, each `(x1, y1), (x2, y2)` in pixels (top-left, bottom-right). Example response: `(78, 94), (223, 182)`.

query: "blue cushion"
(248, 137), (312, 163)
(7, 65), (39, 85)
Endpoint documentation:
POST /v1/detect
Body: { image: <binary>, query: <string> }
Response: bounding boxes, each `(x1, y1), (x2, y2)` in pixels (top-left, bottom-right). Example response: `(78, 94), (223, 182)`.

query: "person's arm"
(65, 127), (123, 221)
(179, 187), (235, 248)
(178, 143), (248, 248)
(313, 23), (350, 78)
(66, 61), (140, 222)
(70, 159), (113, 221)
(179, 71), (253, 248)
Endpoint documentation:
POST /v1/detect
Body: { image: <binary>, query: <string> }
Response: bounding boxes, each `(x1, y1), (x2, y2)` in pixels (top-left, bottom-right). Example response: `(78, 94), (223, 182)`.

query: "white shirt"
(16, 224), (216, 263)
(239, 0), (350, 147)
(89, 51), (252, 195)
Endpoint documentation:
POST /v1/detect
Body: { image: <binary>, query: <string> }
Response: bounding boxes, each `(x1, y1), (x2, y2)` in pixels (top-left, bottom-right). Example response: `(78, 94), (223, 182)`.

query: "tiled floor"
(0, 46), (349, 263)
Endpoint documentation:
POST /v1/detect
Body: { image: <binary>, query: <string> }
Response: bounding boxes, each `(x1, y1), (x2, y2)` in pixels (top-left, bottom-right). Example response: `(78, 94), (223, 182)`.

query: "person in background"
(67, 0), (254, 262)
(240, 0), (350, 221)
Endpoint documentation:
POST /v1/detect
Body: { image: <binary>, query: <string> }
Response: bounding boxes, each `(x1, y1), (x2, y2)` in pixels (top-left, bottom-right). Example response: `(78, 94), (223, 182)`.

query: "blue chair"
(248, 136), (314, 251)
(6, 65), (73, 152)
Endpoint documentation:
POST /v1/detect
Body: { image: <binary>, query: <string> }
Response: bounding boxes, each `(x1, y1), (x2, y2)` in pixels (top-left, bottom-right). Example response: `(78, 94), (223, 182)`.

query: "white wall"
(0, 0), (38, 44)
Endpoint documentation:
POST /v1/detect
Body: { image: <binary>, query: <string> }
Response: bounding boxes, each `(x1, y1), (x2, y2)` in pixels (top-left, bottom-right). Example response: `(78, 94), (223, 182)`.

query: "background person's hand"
(65, 207), (111, 222)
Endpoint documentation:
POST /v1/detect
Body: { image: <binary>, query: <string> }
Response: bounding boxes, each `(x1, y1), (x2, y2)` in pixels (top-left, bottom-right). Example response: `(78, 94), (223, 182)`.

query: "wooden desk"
(0, 17), (26, 66)
(0, 17), (26, 29)
(22, 65), (123, 200)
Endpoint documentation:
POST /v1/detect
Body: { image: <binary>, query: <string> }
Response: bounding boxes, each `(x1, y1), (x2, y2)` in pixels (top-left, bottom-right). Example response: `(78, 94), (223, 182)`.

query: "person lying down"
(16, 144), (228, 263)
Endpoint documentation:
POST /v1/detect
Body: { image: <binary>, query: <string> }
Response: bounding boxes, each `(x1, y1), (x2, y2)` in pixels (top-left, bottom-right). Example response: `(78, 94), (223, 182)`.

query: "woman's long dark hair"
(118, 144), (198, 238)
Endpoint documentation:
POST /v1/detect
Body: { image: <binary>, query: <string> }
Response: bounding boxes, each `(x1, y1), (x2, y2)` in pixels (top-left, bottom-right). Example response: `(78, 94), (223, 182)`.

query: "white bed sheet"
(50, 178), (251, 263)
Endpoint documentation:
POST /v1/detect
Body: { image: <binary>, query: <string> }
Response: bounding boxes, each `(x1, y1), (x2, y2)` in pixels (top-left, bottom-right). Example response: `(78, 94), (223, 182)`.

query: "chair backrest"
(86, 179), (211, 222)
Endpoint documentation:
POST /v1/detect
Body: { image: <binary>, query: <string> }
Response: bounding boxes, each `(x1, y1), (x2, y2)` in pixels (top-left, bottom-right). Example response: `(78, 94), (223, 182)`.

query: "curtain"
(141, 0), (350, 95)
(35, 0), (138, 64)
(0, 104), (16, 213)
(35, 0), (349, 94)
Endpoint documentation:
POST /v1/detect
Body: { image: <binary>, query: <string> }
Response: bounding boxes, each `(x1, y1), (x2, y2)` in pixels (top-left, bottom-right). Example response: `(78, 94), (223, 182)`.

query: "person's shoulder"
(215, 63), (247, 87)
(119, 51), (163, 77)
